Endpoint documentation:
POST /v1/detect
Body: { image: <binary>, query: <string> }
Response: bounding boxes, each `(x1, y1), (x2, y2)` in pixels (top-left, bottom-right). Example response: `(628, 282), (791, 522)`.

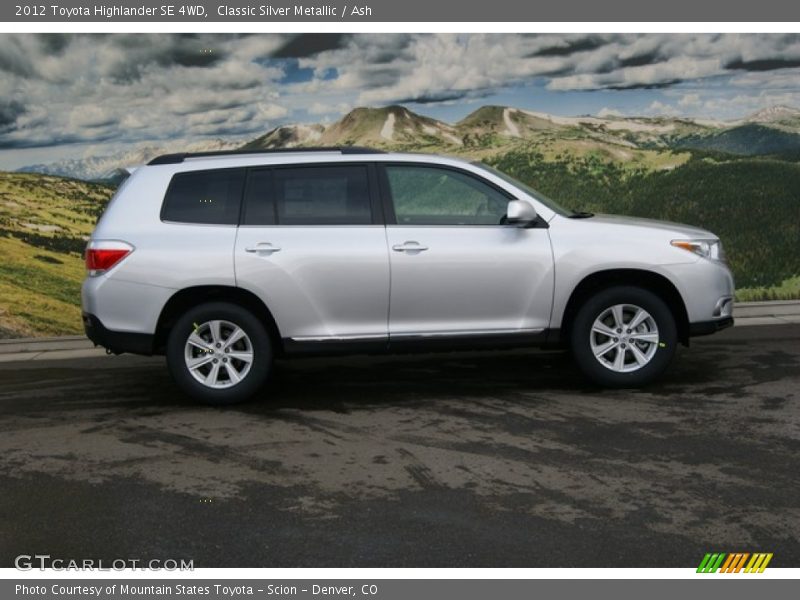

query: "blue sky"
(1, 33), (800, 169)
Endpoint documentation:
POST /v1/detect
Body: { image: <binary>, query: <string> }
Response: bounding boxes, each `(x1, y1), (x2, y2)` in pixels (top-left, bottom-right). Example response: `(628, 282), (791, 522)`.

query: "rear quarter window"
(161, 168), (245, 225)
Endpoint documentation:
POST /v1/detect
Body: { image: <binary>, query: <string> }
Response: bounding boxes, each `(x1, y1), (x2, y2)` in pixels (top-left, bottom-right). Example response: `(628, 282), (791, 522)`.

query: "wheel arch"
(559, 269), (690, 346)
(154, 286), (282, 355)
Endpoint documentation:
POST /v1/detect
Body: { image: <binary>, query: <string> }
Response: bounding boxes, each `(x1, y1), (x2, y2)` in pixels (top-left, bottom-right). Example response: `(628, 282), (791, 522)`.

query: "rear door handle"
(245, 243), (281, 254)
(392, 241), (429, 253)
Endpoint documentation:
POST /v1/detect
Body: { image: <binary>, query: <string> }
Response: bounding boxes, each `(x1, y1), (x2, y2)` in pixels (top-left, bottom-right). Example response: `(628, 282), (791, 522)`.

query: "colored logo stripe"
(697, 553), (773, 573)
(697, 553), (726, 573)
(721, 553), (749, 573)
(745, 553), (773, 573)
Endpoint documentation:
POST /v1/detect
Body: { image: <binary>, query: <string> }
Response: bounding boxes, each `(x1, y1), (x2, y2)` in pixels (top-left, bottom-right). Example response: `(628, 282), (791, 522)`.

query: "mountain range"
(243, 104), (800, 160)
(18, 104), (800, 180)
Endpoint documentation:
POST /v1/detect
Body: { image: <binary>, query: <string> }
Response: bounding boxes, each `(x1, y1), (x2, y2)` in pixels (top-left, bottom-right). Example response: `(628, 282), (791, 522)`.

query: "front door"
(382, 163), (554, 338)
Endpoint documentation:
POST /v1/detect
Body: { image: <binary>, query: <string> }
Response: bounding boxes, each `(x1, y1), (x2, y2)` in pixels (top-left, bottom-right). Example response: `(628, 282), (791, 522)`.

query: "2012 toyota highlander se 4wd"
(82, 148), (734, 404)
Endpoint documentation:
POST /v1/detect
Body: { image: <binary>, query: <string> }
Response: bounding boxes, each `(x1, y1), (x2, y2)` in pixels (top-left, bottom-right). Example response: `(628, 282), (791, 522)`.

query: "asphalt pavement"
(0, 324), (798, 568)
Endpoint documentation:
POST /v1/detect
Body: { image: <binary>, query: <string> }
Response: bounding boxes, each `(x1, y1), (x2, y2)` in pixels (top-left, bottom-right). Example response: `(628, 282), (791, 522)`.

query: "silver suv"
(82, 148), (734, 404)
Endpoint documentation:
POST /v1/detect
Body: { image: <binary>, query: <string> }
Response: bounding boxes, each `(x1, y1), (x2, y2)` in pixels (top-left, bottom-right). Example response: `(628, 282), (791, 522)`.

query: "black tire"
(570, 286), (677, 387)
(166, 302), (272, 405)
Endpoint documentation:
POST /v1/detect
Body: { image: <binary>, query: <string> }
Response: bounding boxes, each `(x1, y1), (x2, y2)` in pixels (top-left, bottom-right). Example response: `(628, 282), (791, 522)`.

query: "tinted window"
(263, 165), (372, 225)
(386, 165), (510, 226)
(242, 169), (275, 225)
(162, 169), (244, 225)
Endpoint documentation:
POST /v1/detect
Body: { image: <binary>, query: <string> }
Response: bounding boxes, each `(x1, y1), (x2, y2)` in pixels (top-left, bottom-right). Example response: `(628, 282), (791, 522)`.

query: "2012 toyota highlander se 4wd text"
(82, 147), (734, 404)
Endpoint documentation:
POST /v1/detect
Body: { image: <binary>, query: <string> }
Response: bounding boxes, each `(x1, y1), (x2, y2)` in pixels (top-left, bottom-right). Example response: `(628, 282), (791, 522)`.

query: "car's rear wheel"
(570, 286), (677, 387)
(166, 302), (272, 405)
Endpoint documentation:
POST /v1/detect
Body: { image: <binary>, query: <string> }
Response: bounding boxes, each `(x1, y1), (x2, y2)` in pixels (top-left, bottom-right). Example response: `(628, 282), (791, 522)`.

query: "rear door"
(234, 163), (390, 343)
(381, 163), (554, 338)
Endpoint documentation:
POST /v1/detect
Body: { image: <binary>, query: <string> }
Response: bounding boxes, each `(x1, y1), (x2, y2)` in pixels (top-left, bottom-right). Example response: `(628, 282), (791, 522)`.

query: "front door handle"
(392, 241), (429, 253)
(245, 242), (281, 254)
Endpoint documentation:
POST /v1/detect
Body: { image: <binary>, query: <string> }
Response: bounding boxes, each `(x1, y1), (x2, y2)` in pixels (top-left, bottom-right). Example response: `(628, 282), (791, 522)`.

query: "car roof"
(142, 148), (478, 172)
(147, 147), (385, 165)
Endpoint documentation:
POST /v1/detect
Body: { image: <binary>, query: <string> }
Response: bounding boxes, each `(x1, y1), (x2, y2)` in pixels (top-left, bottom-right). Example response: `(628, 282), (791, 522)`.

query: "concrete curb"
(733, 300), (800, 328)
(1, 301), (799, 361)
(0, 335), (90, 354)
(0, 347), (109, 364)
(733, 300), (800, 317)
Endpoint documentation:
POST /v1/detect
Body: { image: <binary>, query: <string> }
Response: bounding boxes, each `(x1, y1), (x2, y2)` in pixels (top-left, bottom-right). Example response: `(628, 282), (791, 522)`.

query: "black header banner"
(3, 0), (800, 22)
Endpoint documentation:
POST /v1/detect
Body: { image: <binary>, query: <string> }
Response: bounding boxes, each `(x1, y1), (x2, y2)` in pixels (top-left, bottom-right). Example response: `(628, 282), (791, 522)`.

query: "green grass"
(0, 236), (86, 335)
(0, 172), (113, 337)
(736, 275), (800, 302)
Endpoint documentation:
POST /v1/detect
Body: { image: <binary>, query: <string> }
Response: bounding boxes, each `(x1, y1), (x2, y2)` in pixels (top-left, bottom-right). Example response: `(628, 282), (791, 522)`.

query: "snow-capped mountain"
(743, 105), (800, 124)
(18, 139), (242, 181)
(241, 124), (326, 150)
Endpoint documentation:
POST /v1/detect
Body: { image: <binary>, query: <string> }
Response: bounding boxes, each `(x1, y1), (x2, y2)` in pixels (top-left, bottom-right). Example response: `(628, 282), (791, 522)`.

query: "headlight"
(671, 239), (725, 262)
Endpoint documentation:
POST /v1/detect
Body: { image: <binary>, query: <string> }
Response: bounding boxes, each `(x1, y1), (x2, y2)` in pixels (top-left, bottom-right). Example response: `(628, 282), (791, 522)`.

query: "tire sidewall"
(166, 302), (272, 405)
(570, 286), (677, 387)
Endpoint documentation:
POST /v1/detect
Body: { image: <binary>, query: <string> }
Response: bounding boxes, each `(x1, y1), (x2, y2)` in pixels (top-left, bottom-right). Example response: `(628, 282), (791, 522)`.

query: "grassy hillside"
(487, 148), (800, 294)
(675, 124), (800, 155)
(0, 173), (113, 337)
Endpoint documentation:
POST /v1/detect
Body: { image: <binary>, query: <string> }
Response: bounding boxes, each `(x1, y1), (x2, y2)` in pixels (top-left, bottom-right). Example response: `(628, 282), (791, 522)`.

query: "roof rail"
(147, 147), (385, 165)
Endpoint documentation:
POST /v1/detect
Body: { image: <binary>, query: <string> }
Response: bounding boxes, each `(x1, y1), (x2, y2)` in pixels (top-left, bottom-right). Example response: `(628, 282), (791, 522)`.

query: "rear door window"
(243, 164), (372, 226)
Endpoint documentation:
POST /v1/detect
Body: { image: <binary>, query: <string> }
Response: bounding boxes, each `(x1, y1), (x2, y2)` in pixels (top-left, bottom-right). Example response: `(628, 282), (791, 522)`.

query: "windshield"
(472, 162), (575, 217)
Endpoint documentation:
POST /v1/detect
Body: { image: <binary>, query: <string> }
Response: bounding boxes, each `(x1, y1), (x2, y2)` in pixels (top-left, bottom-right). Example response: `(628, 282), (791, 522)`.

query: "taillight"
(85, 241), (134, 276)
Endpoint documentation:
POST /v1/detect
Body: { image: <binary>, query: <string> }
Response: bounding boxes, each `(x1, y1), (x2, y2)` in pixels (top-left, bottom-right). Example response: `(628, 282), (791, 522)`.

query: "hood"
(583, 213), (716, 239)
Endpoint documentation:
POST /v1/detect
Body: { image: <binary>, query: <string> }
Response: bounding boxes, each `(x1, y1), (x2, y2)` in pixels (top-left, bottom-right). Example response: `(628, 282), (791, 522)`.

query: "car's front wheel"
(570, 286), (677, 387)
(166, 302), (272, 405)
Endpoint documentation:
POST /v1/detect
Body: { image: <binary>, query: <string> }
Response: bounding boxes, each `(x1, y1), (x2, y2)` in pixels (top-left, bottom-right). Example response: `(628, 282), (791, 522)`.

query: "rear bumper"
(83, 313), (154, 355)
(688, 316), (734, 337)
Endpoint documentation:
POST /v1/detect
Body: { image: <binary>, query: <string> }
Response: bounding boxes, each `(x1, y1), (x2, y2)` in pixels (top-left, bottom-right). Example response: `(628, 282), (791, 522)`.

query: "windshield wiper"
(569, 211), (595, 219)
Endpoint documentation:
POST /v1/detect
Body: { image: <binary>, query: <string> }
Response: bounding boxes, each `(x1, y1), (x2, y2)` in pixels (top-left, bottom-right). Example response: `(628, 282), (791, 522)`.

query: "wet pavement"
(1, 325), (798, 567)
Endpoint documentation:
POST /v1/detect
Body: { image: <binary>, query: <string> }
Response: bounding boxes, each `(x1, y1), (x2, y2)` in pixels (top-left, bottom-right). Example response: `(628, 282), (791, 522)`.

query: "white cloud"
(644, 101), (680, 116)
(678, 94), (702, 108)
(68, 106), (116, 129)
(2, 32), (800, 156)
(729, 68), (800, 89)
(307, 101), (351, 115)
(0, 34), (290, 149)
(255, 103), (289, 120)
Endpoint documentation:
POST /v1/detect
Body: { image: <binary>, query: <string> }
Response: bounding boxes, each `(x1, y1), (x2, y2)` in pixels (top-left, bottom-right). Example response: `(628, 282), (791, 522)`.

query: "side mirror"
(506, 200), (538, 227)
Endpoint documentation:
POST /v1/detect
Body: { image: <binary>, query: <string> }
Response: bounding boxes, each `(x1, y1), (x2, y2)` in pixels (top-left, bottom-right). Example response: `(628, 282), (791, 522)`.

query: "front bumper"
(83, 313), (154, 355)
(688, 316), (734, 337)
(662, 258), (735, 320)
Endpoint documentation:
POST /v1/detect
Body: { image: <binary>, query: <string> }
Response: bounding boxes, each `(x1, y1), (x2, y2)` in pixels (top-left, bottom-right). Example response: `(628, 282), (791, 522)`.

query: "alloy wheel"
(184, 320), (254, 388)
(589, 304), (660, 373)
